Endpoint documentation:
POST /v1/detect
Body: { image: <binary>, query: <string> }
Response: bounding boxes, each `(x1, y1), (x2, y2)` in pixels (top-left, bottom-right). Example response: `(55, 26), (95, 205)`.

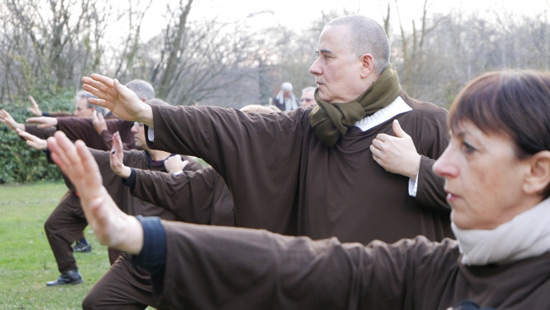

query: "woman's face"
(433, 120), (535, 230)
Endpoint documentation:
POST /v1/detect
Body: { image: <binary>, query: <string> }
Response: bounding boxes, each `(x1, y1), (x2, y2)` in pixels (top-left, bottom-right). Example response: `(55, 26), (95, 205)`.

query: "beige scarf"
(309, 64), (402, 147)
(452, 198), (550, 266)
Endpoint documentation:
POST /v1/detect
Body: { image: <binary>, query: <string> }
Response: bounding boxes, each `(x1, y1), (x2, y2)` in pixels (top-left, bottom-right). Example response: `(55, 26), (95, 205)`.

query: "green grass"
(0, 182), (110, 309)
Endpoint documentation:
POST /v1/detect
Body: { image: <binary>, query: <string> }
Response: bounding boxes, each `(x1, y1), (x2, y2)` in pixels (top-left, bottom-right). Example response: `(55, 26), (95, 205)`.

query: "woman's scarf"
(452, 198), (550, 265)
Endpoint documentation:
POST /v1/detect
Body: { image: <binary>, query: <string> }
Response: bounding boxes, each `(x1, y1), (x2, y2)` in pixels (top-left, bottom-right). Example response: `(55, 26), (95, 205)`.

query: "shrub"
(0, 90), (76, 184)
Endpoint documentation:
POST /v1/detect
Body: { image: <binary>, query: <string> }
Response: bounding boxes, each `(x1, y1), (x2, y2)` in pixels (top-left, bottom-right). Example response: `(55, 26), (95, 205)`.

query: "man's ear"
(524, 150), (550, 195)
(359, 54), (375, 79)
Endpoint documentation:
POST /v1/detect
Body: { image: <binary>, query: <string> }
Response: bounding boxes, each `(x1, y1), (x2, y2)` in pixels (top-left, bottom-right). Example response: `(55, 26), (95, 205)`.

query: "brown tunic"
(157, 222), (550, 309)
(147, 94), (452, 244)
(88, 149), (202, 218)
(132, 167), (235, 226)
(56, 117), (135, 150)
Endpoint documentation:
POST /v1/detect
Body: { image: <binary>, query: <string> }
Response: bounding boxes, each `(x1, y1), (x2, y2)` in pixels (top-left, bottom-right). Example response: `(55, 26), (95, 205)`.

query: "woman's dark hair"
(449, 70), (550, 197)
(449, 70), (550, 159)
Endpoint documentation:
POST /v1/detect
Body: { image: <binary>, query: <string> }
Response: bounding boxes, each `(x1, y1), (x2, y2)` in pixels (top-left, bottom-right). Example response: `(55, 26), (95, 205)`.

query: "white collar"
(453, 198), (550, 265)
(354, 96), (412, 132)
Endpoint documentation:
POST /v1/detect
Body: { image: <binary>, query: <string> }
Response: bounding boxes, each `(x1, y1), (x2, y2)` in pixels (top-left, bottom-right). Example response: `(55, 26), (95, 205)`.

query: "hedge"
(0, 91), (76, 184)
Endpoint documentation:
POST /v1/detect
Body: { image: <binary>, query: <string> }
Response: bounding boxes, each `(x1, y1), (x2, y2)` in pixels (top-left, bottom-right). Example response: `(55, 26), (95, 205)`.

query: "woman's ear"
(524, 150), (550, 195)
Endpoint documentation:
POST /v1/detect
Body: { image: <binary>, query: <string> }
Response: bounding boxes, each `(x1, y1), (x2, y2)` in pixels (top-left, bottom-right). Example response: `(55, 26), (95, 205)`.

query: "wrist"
(408, 154), (421, 179)
(115, 166), (132, 178)
(138, 105), (154, 128)
(118, 216), (144, 255)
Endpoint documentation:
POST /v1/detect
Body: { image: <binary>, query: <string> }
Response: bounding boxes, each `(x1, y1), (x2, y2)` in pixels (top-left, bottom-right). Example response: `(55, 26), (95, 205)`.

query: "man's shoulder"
(400, 94), (447, 121)
(404, 96), (446, 113)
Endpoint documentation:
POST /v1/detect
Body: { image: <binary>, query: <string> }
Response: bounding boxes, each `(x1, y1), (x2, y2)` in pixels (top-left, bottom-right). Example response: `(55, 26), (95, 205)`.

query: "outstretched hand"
(370, 119), (421, 179)
(27, 96), (42, 116)
(110, 132), (132, 178)
(26, 116), (58, 128)
(46, 131), (143, 254)
(81, 74), (154, 127)
(0, 109), (25, 131)
(17, 128), (47, 150)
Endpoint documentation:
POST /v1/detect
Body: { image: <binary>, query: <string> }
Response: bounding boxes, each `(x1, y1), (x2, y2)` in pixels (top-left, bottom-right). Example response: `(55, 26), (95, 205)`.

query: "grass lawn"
(0, 182), (110, 309)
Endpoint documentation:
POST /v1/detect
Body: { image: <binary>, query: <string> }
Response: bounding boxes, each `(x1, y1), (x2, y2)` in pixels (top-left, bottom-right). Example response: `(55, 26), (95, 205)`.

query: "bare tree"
(0, 0), (110, 101)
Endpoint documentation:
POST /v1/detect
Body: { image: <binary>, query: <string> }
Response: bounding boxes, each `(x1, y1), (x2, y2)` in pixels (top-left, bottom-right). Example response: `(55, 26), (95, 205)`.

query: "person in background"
(299, 86), (316, 108)
(272, 82), (299, 111)
(27, 92), (104, 118)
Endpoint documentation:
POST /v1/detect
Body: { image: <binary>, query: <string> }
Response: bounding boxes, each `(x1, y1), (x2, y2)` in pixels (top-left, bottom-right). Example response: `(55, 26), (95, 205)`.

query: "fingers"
(110, 132), (124, 171)
(48, 131), (85, 181)
(16, 128), (33, 141)
(369, 143), (382, 160)
(47, 134), (71, 174)
(92, 110), (98, 121)
(82, 74), (115, 99)
(113, 131), (123, 153)
(0, 109), (11, 121)
(27, 116), (56, 128)
(82, 76), (113, 108)
(392, 119), (408, 138)
(29, 95), (38, 107)
(75, 140), (102, 190)
(82, 74), (114, 93)
(26, 116), (43, 124)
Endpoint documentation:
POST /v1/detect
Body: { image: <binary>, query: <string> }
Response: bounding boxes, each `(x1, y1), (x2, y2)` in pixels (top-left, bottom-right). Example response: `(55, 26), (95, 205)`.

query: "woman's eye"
(462, 141), (476, 154)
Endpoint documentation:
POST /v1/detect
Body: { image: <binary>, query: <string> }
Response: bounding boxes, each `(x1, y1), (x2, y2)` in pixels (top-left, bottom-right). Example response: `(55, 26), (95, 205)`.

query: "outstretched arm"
(26, 116), (58, 128)
(81, 74), (153, 127)
(46, 131), (143, 254)
(0, 109), (25, 131)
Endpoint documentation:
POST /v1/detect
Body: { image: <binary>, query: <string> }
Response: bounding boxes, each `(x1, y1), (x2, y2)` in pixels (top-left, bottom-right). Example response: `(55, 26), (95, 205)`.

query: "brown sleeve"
(155, 223), (457, 309)
(146, 105), (306, 234)
(23, 124), (56, 140)
(146, 105), (305, 176)
(105, 119), (135, 150)
(57, 118), (135, 150)
(405, 98), (450, 212)
(132, 167), (233, 225)
(181, 155), (203, 171)
(99, 129), (115, 150)
(56, 117), (106, 149)
(416, 156), (450, 211)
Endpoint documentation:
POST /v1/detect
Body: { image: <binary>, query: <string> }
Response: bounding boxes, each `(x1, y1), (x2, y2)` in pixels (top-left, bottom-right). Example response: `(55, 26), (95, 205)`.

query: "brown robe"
(146, 94), (452, 244)
(156, 222), (550, 309)
(56, 117), (135, 150)
(132, 167), (234, 226)
(88, 149), (202, 218)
